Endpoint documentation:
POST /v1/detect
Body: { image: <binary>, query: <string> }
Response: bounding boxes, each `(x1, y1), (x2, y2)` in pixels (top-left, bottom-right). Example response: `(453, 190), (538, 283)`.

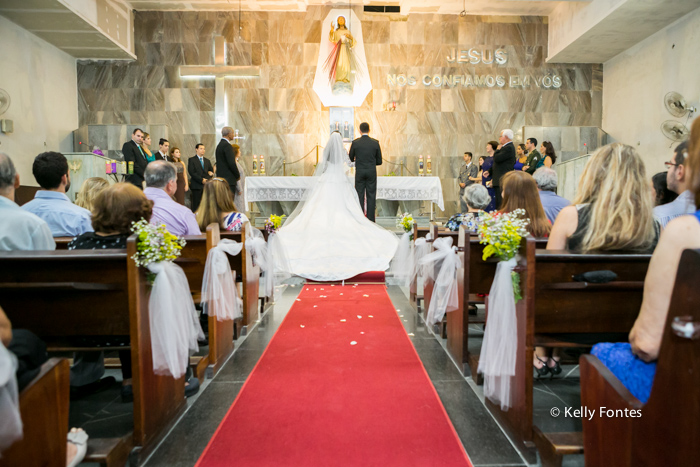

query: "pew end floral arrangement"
(265, 214), (286, 234)
(476, 209), (529, 301)
(131, 219), (186, 284)
(397, 213), (415, 239)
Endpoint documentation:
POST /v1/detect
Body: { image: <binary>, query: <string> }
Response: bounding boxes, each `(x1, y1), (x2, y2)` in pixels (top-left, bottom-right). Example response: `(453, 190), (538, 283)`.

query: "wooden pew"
(0, 240), (187, 465)
(454, 225), (548, 378)
(579, 248), (700, 467)
(0, 358), (70, 467)
(55, 237), (72, 250)
(421, 223), (458, 327)
(220, 222), (261, 338)
(484, 237), (651, 465)
(178, 224), (248, 378)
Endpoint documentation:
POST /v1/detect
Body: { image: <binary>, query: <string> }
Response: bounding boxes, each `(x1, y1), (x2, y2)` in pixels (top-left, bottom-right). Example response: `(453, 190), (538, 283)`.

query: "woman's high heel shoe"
(548, 359), (562, 378)
(534, 356), (550, 378)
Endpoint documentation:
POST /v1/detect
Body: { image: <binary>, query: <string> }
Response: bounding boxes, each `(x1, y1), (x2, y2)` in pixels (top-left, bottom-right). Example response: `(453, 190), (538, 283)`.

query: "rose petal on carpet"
(195, 284), (472, 467)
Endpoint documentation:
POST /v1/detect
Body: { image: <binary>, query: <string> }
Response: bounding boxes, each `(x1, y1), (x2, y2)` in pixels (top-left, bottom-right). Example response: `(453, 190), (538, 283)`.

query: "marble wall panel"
(77, 9), (601, 216)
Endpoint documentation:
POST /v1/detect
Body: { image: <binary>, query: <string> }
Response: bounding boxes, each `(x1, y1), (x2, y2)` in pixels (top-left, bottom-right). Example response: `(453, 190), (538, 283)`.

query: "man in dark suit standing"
(215, 126), (240, 195)
(491, 129), (516, 209)
(122, 128), (147, 188)
(187, 143), (214, 212)
(349, 122), (382, 222)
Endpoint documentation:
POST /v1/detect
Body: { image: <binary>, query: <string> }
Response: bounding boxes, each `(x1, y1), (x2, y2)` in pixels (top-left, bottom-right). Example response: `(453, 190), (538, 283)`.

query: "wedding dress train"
(276, 133), (398, 281)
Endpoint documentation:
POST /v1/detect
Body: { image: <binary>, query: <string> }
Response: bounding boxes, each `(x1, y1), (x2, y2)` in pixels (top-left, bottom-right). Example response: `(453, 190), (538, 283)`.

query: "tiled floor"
(72, 283), (588, 466)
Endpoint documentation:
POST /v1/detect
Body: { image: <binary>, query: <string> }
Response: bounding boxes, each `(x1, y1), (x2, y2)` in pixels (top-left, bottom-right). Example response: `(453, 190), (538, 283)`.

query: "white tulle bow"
(389, 232), (413, 286)
(413, 233), (433, 288)
(478, 257), (518, 410)
(201, 239), (243, 322)
(146, 261), (205, 378)
(245, 228), (291, 301)
(0, 342), (22, 456)
(418, 236), (460, 326)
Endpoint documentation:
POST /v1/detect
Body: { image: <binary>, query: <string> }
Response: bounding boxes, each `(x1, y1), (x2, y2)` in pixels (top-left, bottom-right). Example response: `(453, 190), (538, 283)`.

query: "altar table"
(245, 176), (444, 213)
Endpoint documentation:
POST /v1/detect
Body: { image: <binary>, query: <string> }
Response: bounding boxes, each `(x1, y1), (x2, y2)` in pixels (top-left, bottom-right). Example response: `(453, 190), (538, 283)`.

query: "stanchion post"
(400, 161), (404, 176)
(316, 145), (319, 165)
(283, 160), (286, 176)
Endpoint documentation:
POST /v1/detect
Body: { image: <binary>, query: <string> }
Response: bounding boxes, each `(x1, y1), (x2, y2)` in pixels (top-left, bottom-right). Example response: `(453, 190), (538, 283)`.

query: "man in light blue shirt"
(144, 161), (202, 236)
(0, 153), (55, 250)
(533, 167), (570, 224)
(21, 151), (93, 237)
(654, 141), (696, 228)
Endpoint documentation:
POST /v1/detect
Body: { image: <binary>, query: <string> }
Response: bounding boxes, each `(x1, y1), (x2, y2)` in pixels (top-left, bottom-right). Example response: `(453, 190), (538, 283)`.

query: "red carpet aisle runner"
(196, 284), (473, 467)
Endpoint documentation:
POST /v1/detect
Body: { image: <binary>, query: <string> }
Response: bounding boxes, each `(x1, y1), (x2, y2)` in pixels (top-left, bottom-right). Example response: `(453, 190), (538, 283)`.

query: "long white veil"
(283, 132), (355, 226)
(276, 132), (398, 281)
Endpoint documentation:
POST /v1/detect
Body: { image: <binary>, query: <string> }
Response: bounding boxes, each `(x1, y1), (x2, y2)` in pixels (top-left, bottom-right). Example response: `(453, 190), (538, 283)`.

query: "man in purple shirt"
(533, 167), (570, 224)
(144, 161), (201, 236)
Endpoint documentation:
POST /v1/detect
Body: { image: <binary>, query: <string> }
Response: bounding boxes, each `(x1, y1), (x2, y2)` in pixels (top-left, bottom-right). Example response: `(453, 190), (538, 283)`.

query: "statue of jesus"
(323, 16), (357, 93)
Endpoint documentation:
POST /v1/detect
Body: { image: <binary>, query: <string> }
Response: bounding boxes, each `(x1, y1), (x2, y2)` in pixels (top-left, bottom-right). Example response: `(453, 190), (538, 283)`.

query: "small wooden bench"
(579, 248), (700, 467)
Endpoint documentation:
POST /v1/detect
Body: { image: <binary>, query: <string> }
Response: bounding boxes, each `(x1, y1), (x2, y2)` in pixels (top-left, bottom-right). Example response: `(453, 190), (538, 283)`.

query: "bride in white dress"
(276, 132), (398, 281)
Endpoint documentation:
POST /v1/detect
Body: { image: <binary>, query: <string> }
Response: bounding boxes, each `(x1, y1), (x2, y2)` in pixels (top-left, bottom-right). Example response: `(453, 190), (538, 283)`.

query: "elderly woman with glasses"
(195, 177), (249, 231)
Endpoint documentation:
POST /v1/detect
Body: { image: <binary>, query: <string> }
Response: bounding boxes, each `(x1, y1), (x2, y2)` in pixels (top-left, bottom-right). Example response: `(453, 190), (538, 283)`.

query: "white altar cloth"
(245, 176), (444, 210)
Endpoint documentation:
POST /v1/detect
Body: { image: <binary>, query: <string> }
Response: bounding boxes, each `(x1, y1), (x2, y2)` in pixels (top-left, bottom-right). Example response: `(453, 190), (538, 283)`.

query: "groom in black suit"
(349, 122), (382, 222)
(188, 143), (214, 211)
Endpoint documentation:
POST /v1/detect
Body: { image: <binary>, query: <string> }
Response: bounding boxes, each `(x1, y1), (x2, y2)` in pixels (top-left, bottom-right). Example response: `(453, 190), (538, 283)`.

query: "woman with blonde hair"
(500, 171), (551, 238)
(535, 143), (662, 378)
(195, 178), (249, 232)
(547, 142), (660, 253)
(75, 177), (109, 212)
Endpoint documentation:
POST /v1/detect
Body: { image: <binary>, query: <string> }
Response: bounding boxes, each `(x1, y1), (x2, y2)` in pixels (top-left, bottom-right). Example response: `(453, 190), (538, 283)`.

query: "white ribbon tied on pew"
(413, 233), (433, 288)
(389, 232), (413, 286)
(245, 227), (291, 301)
(146, 261), (205, 379)
(478, 257), (518, 410)
(201, 239), (243, 321)
(0, 342), (22, 456)
(418, 237), (460, 326)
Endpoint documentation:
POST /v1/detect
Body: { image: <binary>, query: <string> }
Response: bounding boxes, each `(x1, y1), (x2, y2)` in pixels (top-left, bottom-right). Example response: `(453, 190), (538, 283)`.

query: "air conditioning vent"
(364, 5), (400, 13)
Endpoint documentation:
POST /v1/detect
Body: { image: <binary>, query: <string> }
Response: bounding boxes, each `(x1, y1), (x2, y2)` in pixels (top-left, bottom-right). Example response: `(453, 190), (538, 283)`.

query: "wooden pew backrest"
(581, 248), (700, 467)
(0, 358), (69, 467)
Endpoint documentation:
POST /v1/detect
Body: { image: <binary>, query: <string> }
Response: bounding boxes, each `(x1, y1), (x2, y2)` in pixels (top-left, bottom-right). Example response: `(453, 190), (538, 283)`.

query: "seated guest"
(196, 178), (249, 232)
(653, 141), (696, 227)
(533, 167), (570, 224)
(75, 177), (109, 212)
(547, 143), (660, 253)
(445, 184), (491, 232)
(539, 143), (661, 377)
(69, 183), (199, 400)
(592, 120), (700, 403)
(651, 171), (677, 206)
(21, 151), (93, 237)
(144, 161), (201, 236)
(538, 141), (557, 168)
(499, 171), (551, 238)
(0, 153), (54, 250)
